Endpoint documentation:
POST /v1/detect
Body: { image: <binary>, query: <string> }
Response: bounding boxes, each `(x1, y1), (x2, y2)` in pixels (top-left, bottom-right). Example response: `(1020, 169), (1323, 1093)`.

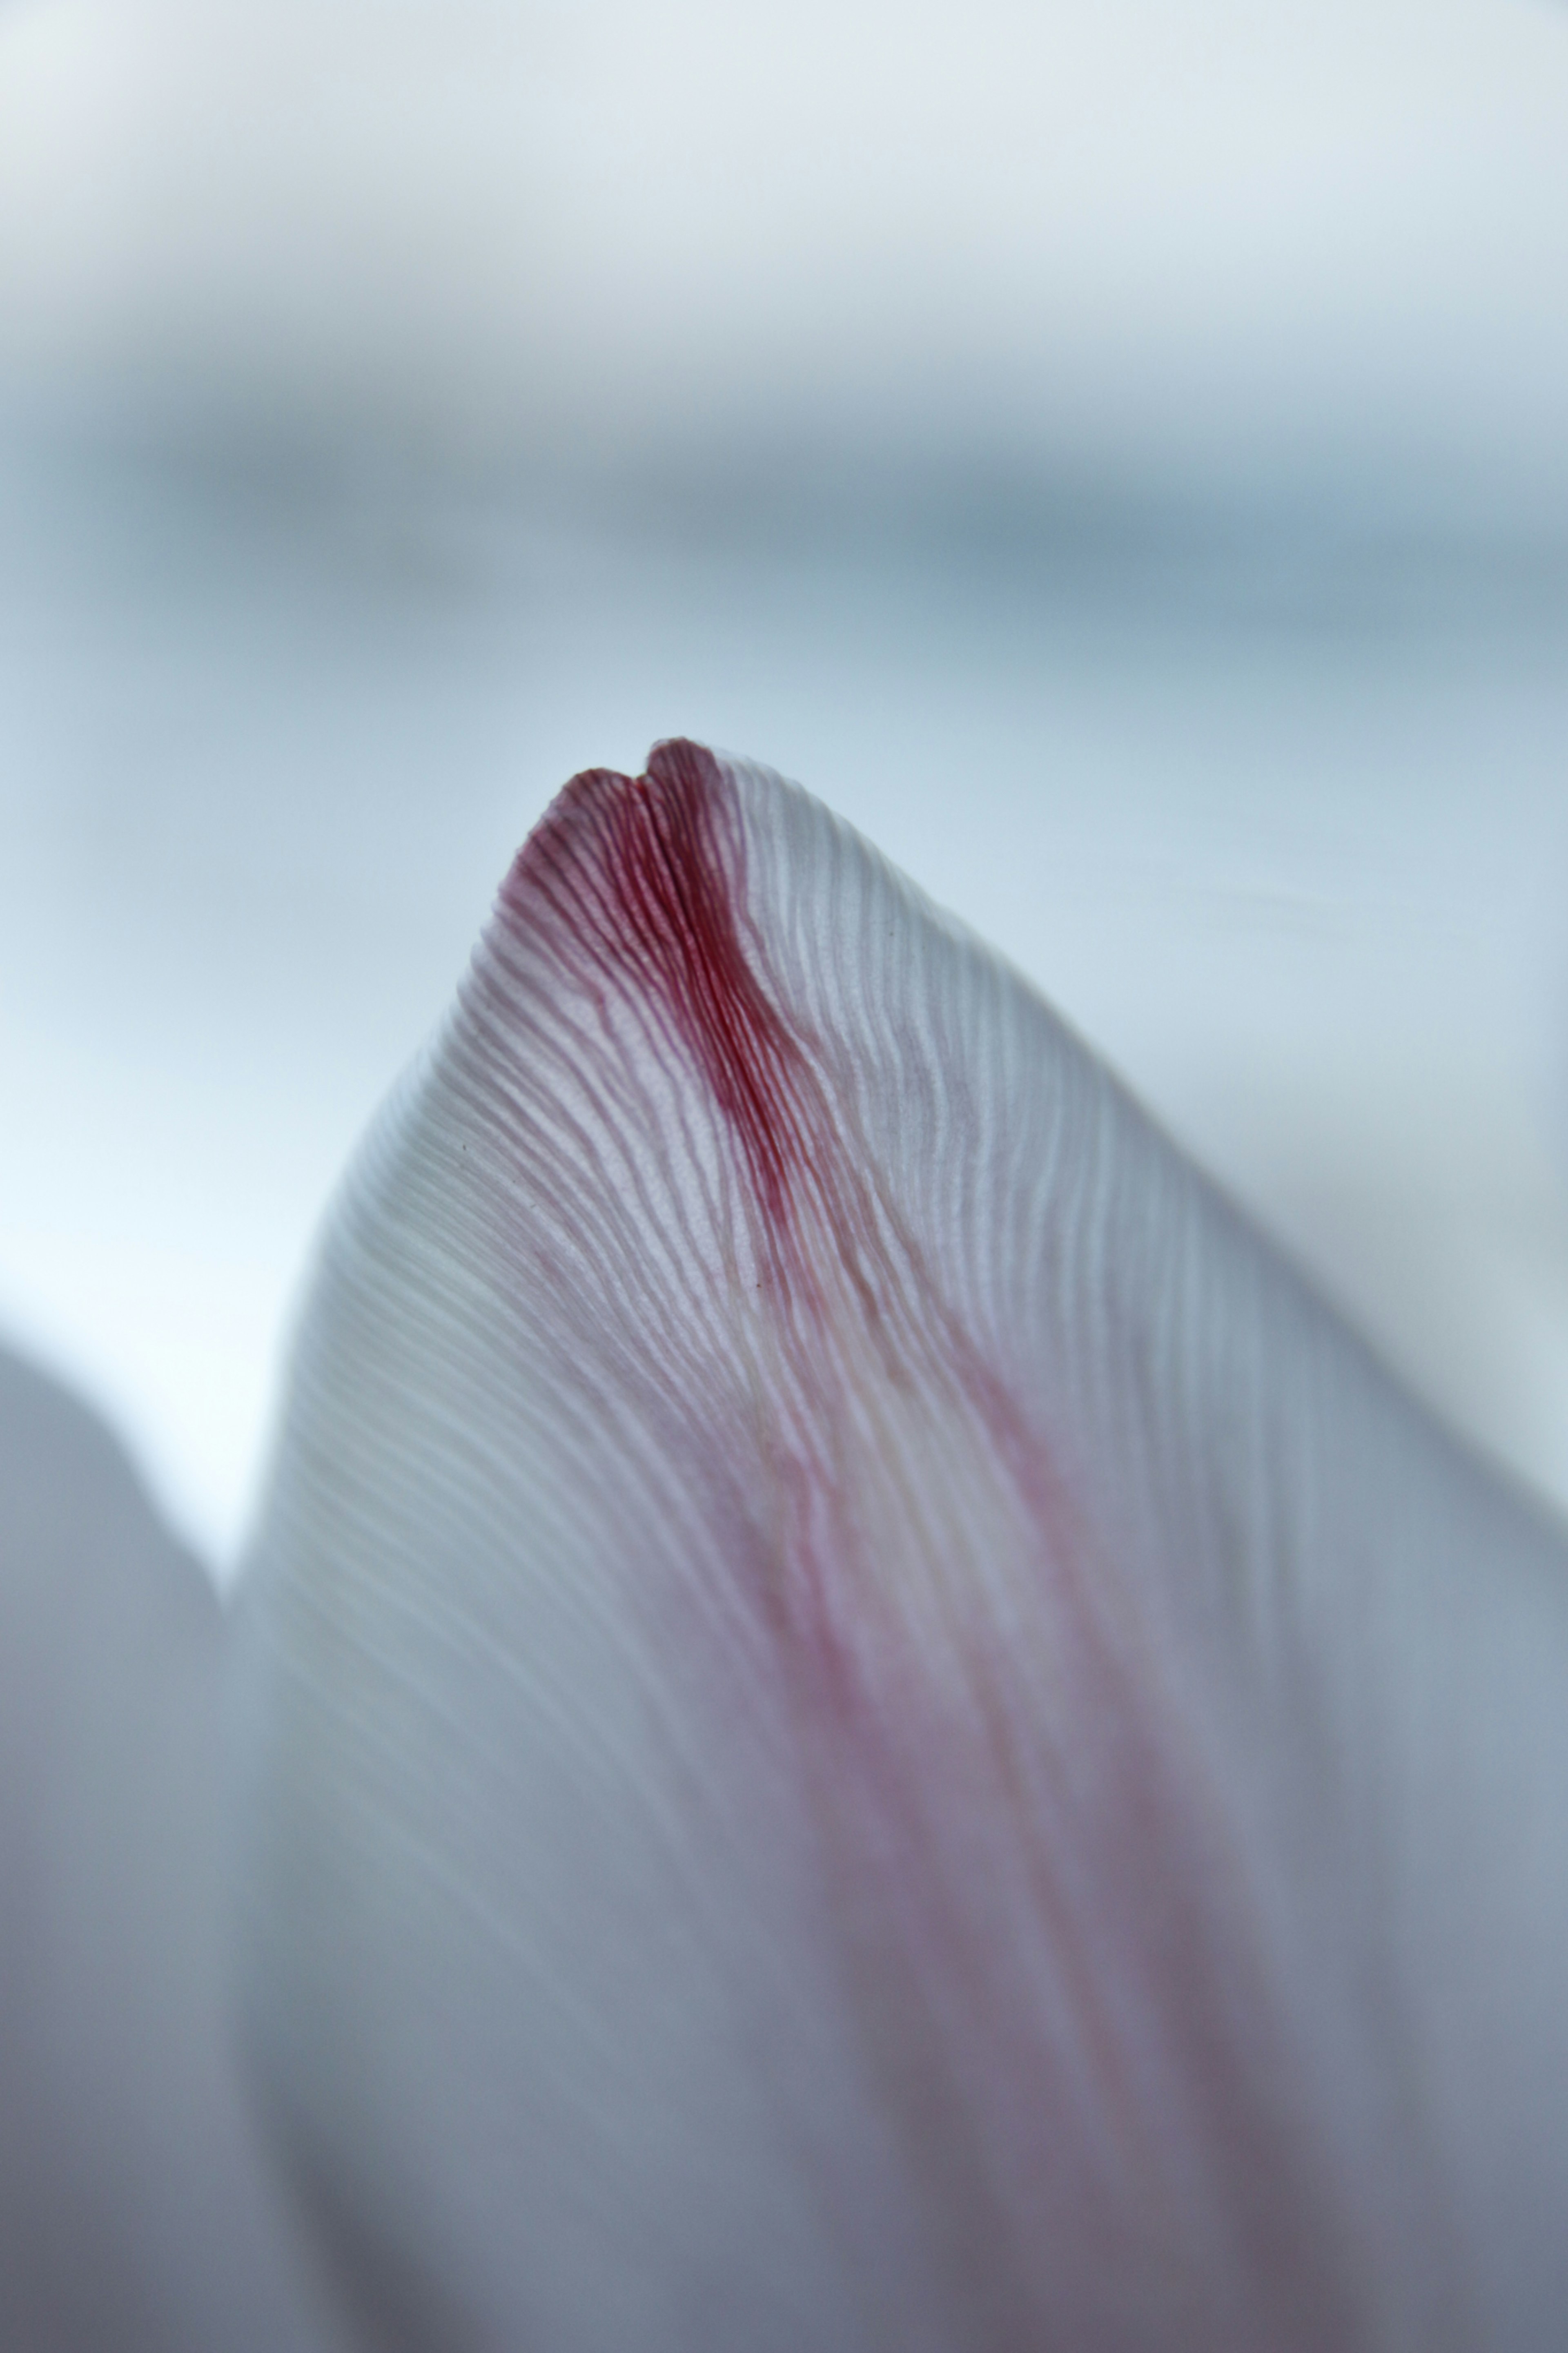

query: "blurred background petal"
(0, 0), (1565, 1567)
(0, 1344), (351, 2349)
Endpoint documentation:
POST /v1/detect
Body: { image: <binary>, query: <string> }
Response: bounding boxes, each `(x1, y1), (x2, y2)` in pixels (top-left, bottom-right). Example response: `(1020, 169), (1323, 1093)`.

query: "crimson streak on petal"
(481, 743), (1366, 2345)
(507, 738), (813, 1247)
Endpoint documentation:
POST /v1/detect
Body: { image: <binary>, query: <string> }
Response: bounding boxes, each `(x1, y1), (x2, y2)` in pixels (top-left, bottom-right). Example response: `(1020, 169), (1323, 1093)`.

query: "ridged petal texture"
(232, 741), (1568, 2353)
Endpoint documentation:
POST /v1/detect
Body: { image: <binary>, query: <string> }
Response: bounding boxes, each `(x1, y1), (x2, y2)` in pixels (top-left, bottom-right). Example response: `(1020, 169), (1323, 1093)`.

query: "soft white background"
(1, 0), (1566, 1573)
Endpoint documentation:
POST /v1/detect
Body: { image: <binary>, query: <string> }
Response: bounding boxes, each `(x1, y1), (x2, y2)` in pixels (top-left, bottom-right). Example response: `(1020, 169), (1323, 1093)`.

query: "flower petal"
(0, 1343), (348, 2352)
(231, 740), (1568, 2351)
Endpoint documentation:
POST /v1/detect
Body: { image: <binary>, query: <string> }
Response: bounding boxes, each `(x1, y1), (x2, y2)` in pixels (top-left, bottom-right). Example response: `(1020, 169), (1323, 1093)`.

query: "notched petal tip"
(501, 738), (815, 1239)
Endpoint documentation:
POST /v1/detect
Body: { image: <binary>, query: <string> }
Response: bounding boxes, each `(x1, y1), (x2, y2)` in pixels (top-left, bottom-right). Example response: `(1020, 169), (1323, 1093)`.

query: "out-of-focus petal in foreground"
(230, 741), (1568, 2352)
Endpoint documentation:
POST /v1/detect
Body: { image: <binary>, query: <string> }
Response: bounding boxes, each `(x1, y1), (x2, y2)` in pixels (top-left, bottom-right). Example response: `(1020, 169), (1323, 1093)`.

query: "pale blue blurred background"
(2, 0), (1567, 1571)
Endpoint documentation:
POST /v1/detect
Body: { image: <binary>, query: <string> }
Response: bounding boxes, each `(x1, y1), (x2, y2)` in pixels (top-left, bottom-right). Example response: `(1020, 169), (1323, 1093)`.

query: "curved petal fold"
(231, 740), (1568, 2351)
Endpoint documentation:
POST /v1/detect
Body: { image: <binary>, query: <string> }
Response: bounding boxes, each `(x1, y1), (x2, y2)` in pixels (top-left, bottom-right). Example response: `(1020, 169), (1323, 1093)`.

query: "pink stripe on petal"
(231, 744), (1568, 2353)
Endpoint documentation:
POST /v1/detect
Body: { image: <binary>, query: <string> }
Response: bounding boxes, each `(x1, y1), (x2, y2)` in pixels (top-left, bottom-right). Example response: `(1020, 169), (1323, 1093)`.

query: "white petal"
(0, 1344), (349, 2352)
(231, 740), (1568, 2351)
